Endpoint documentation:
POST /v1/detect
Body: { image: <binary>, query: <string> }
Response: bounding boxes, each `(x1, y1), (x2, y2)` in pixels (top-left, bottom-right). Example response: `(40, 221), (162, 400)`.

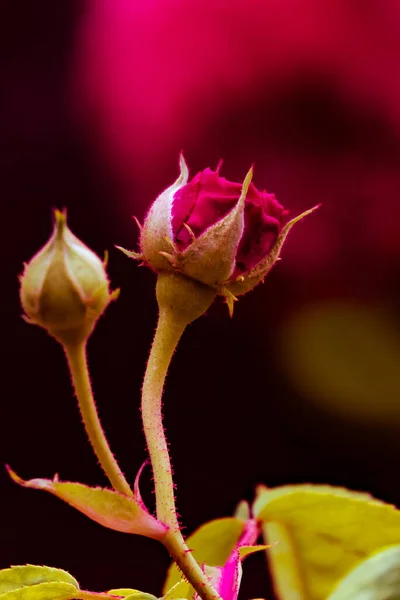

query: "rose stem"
(64, 341), (133, 497)
(142, 272), (220, 600)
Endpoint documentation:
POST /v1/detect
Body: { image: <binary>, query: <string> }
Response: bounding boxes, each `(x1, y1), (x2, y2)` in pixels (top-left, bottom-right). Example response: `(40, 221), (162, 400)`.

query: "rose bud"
(119, 156), (318, 315)
(20, 209), (118, 345)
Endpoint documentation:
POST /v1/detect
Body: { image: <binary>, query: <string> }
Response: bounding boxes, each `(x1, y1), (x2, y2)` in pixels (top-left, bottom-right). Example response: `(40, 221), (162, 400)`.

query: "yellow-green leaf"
(107, 591), (141, 598)
(0, 566), (79, 594)
(8, 467), (168, 541)
(162, 518), (245, 595)
(106, 592), (156, 600)
(162, 582), (191, 600)
(122, 595), (157, 600)
(328, 545), (400, 600)
(0, 567), (154, 600)
(253, 484), (400, 600)
(0, 582), (78, 600)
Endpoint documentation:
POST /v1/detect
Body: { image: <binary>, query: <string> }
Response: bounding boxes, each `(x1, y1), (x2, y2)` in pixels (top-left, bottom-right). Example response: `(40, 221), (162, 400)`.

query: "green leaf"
(107, 592), (156, 600)
(122, 595), (157, 600)
(0, 566), (79, 594)
(107, 591), (141, 598)
(162, 517), (245, 595)
(328, 545), (400, 600)
(253, 484), (400, 600)
(0, 582), (79, 600)
(162, 582), (191, 600)
(8, 467), (168, 541)
(0, 566), (156, 600)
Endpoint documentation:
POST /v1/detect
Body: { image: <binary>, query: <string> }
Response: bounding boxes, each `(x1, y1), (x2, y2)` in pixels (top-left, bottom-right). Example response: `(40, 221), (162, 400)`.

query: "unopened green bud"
(20, 210), (118, 345)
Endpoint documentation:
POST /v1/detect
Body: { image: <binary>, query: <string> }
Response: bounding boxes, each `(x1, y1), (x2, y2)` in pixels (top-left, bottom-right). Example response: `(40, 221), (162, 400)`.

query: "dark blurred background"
(1, 1), (400, 599)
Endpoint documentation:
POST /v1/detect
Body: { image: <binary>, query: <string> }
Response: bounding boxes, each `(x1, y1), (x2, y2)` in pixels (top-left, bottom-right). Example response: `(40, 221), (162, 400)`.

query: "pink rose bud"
(120, 156), (318, 315)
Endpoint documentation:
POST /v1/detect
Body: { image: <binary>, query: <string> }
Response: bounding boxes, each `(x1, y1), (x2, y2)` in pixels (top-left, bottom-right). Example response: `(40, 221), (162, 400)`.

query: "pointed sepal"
(177, 168), (253, 286)
(220, 288), (238, 318)
(140, 155), (189, 271)
(115, 246), (143, 261)
(225, 204), (320, 296)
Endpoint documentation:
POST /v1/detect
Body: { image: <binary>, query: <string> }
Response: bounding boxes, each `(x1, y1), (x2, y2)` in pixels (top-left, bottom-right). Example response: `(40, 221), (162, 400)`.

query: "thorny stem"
(142, 307), (185, 529)
(64, 341), (133, 497)
(141, 272), (220, 600)
(164, 528), (221, 600)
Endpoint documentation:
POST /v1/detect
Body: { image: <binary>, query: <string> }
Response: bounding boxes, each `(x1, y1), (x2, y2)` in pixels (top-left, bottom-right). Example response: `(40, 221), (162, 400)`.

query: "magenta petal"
(170, 165), (289, 277)
(172, 169), (242, 249)
(234, 187), (289, 276)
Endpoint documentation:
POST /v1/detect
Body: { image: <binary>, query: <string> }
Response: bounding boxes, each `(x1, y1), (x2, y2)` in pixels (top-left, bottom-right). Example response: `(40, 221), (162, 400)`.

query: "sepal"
(140, 155), (189, 271)
(176, 168), (252, 286)
(225, 205), (320, 297)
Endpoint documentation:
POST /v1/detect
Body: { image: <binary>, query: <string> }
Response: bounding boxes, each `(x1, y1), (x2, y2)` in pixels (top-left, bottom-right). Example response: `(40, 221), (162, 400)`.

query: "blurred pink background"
(73, 0), (400, 281)
(72, 0), (400, 424)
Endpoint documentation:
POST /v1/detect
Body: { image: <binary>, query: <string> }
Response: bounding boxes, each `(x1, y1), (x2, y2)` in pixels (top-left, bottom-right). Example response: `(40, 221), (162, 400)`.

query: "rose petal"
(172, 169), (244, 249)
